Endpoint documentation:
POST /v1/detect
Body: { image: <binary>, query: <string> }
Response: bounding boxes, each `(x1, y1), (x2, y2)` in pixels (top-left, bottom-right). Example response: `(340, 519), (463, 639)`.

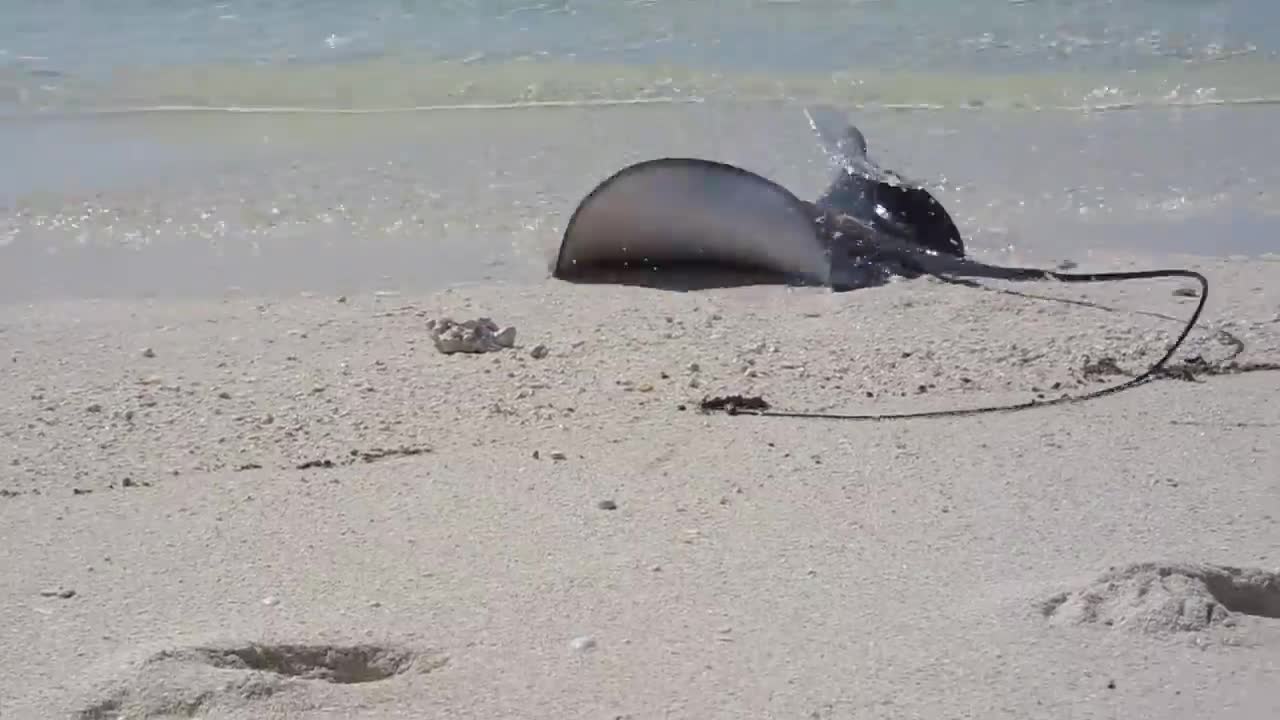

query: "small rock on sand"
(427, 317), (517, 354)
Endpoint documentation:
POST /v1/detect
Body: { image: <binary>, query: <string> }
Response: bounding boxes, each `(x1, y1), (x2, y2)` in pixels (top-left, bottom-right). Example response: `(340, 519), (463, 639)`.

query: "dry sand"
(2, 253), (1279, 719)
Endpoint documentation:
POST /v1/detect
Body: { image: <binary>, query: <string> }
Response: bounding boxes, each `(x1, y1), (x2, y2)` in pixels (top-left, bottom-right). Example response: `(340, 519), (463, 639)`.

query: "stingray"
(552, 104), (970, 291)
(550, 105), (1209, 418)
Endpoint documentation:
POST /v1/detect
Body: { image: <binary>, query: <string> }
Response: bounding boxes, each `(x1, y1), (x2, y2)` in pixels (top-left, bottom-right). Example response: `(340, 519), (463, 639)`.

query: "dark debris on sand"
(699, 394), (771, 415)
(293, 445), (432, 471)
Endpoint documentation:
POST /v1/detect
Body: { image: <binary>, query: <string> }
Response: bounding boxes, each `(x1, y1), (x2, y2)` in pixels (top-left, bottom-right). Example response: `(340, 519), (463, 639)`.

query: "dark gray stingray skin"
(805, 105), (965, 259)
(553, 158), (840, 291)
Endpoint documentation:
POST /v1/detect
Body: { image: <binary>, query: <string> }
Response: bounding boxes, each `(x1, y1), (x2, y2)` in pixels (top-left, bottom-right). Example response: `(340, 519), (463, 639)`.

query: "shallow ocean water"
(2, 0), (1278, 301)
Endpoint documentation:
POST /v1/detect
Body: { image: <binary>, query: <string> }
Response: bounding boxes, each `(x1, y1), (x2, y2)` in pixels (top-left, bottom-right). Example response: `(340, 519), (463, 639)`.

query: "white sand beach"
(6, 0), (1280, 716)
(2, 251), (1277, 719)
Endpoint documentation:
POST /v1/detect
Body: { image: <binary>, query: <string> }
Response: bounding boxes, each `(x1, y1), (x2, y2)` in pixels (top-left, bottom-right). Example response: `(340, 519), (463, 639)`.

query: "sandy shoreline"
(6, 101), (1280, 308)
(2, 252), (1278, 718)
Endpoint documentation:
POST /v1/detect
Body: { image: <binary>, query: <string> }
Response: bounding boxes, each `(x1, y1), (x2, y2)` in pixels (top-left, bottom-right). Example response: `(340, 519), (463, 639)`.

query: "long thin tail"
(707, 219), (1210, 421)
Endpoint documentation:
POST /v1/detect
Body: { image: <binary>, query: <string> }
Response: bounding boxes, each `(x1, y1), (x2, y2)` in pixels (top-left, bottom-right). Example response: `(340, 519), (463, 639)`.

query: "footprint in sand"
(77, 642), (446, 719)
(1040, 562), (1280, 636)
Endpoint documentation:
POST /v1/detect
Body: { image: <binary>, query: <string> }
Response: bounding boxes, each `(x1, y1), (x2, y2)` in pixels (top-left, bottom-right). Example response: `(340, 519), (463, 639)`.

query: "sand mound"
(1041, 562), (1280, 634)
(77, 642), (442, 719)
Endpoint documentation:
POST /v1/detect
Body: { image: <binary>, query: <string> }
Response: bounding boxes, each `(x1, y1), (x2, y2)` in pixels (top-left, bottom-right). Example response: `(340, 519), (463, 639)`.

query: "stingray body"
(553, 158), (841, 290)
(552, 106), (966, 291)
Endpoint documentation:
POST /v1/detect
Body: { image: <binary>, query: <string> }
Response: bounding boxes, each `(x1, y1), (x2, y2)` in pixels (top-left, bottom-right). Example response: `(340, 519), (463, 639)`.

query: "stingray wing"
(553, 158), (834, 289)
(805, 104), (869, 168)
(804, 105), (966, 258)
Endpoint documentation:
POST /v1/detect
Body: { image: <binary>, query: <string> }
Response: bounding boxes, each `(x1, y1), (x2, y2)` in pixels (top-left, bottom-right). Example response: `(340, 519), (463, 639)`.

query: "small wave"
(4, 55), (1280, 120)
(1067, 96), (1280, 112)
(7, 95), (706, 119)
(9, 94), (1280, 122)
(15, 94), (1280, 121)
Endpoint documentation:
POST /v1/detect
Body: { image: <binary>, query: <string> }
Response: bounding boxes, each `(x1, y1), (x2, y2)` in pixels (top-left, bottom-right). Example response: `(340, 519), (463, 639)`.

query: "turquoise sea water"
(2, 1), (1279, 300)
(5, 0), (1280, 112)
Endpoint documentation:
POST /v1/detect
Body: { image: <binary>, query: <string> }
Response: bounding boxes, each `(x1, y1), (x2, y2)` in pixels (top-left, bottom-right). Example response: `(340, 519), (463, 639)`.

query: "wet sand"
(4, 102), (1280, 303)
